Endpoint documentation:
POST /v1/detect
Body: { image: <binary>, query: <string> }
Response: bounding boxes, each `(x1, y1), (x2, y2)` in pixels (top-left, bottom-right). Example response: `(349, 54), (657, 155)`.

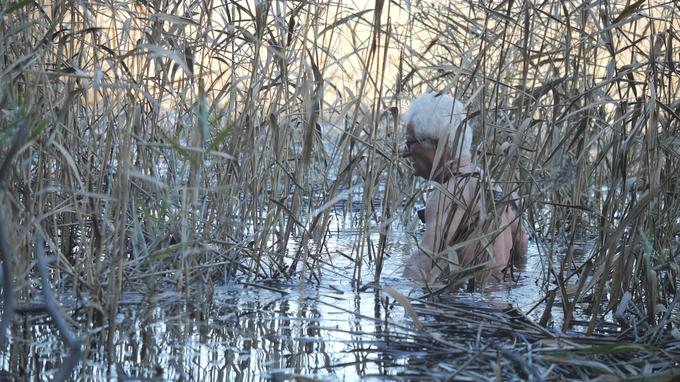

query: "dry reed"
(0, 0), (678, 379)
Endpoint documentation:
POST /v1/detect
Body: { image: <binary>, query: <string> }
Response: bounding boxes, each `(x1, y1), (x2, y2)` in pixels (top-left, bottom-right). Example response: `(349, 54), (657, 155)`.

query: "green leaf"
(149, 242), (187, 261)
(28, 120), (47, 142)
(160, 130), (191, 162)
(207, 121), (234, 152)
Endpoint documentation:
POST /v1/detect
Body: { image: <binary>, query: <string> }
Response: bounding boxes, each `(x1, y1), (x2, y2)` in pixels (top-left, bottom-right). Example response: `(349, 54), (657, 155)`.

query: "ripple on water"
(3, 219), (607, 380)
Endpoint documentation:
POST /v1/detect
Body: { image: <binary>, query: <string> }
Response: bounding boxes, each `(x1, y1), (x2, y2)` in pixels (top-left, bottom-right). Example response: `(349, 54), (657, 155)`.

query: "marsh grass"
(1, 0), (679, 379)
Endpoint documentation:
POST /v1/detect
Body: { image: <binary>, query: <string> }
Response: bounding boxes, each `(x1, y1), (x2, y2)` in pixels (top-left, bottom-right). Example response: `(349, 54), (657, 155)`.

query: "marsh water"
(1, 206), (597, 381)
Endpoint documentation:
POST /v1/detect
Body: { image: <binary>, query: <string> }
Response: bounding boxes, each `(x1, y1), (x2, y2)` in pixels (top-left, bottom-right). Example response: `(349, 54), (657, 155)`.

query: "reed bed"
(378, 295), (680, 381)
(0, 0), (679, 379)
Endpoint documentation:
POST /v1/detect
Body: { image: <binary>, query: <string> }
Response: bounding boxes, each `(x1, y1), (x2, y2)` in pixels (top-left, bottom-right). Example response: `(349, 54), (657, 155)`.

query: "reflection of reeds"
(0, 0), (678, 376)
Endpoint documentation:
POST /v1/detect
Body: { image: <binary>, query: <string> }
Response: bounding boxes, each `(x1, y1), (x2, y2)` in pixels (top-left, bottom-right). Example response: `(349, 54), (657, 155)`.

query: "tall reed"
(0, 1), (678, 364)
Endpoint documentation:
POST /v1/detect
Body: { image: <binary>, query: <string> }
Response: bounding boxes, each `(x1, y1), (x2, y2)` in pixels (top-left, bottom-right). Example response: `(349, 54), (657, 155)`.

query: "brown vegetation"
(0, 0), (678, 379)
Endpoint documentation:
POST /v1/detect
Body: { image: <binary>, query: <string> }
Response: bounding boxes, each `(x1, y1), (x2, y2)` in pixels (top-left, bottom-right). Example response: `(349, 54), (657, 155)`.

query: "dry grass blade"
(0, 0), (678, 379)
(384, 285), (424, 331)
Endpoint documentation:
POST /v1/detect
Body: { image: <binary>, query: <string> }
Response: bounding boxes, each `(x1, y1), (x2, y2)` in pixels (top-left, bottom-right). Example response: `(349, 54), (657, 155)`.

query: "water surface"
(2, 212), (596, 381)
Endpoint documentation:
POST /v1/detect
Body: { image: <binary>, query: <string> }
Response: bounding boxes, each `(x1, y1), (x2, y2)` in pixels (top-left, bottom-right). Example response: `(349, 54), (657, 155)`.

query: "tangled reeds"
(380, 294), (680, 381)
(0, 0), (679, 379)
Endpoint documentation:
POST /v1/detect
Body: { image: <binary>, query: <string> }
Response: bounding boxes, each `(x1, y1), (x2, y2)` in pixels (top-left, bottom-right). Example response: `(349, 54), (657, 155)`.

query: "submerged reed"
(0, 0), (678, 377)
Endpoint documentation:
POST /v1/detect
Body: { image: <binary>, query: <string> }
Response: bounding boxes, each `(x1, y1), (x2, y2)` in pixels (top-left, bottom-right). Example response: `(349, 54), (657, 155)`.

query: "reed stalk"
(0, 1), (678, 377)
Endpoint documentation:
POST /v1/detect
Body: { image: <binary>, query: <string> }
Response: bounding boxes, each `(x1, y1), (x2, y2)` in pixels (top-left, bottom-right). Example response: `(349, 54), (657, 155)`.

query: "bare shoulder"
(424, 184), (446, 215)
(424, 180), (469, 218)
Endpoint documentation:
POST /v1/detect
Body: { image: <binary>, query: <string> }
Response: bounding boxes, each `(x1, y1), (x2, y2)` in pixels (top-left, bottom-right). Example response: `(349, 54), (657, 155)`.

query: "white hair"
(404, 92), (472, 158)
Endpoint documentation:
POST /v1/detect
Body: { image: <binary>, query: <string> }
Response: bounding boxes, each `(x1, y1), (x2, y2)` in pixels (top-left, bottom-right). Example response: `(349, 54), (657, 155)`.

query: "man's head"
(402, 92), (472, 180)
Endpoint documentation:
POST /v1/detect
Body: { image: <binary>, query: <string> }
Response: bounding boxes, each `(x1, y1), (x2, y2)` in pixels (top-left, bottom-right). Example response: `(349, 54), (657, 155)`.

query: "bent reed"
(0, 0), (678, 376)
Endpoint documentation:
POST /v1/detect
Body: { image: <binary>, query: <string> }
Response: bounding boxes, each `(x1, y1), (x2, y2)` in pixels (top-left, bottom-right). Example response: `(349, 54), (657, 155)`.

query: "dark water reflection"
(107, 284), (420, 380)
(2, 277), (423, 379)
(1, 213), (596, 381)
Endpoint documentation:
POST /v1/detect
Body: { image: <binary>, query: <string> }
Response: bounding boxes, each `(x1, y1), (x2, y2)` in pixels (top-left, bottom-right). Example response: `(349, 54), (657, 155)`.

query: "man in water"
(401, 92), (528, 287)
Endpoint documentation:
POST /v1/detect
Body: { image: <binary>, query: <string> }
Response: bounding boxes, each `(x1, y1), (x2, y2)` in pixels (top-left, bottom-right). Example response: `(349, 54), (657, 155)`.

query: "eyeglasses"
(404, 139), (419, 149)
(404, 138), (432, 149)
(402, 138), (432, 157)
